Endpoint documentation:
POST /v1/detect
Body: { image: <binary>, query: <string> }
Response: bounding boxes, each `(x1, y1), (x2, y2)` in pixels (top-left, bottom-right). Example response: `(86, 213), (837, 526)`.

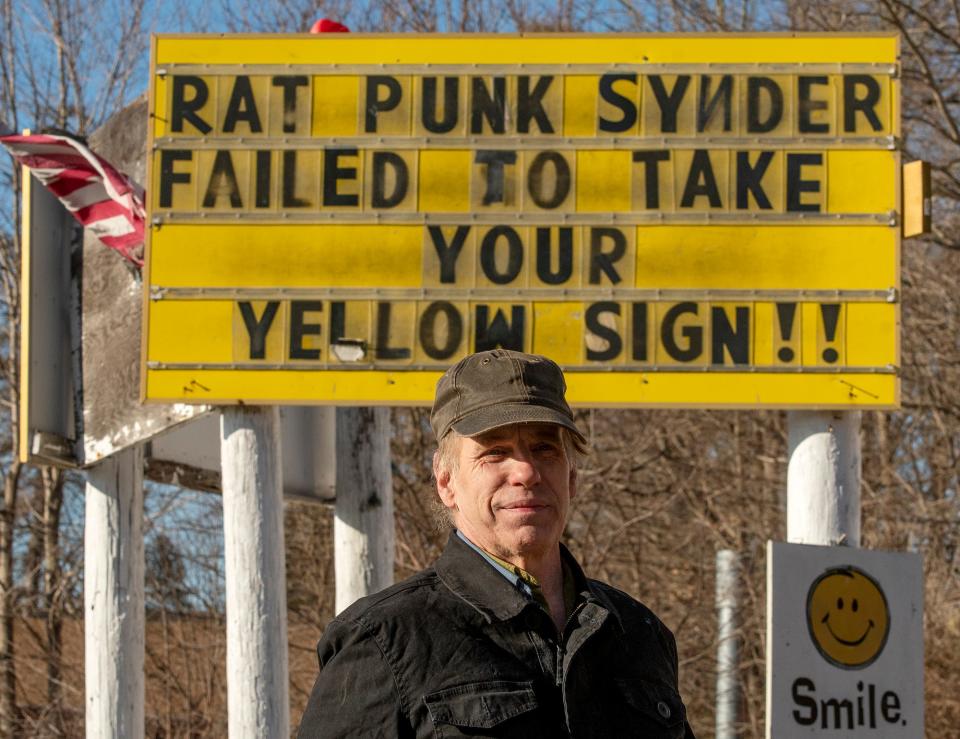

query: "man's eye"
(533, 443), (560, 454)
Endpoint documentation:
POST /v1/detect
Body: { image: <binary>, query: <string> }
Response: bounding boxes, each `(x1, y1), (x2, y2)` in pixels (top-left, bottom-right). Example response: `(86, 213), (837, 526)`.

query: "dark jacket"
(298, 532), (695, 738)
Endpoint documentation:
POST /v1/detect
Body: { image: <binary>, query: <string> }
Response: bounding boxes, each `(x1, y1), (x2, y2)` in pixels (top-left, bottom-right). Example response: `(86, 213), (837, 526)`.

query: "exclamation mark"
(820, 304), (840, 363)
(775, 303), (797, 362)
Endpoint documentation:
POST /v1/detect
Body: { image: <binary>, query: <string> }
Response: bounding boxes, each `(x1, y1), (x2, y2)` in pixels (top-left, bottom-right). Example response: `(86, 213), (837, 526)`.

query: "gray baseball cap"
(430, 350), (586, 444)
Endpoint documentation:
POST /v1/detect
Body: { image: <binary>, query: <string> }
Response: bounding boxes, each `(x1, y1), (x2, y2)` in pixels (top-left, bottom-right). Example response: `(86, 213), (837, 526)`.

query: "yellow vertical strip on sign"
(753, 302), (774, 366)
(18, 159), (32, 463)
(563, 75), (597, 137)
(533, 302), (584, 365)
(845, 303), (896, 366)
(153, 73), (168, 138)
(800, 302), (819, 366)
(576, 150), (631, 212)
(828, 150), (896, 213)
(419, 150), (471, 212)
(312, 76), (359, 136)
(149, 301), (234, 363)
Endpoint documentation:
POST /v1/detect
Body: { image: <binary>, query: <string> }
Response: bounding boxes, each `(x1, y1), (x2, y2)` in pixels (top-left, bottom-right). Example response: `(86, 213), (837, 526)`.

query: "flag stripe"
(0, 133), (144, 266)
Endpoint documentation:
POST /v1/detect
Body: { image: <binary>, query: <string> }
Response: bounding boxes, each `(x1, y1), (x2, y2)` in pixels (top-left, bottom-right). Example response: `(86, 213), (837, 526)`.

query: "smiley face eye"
(852, 599), (859, 612)
(837, 597), (844, 610)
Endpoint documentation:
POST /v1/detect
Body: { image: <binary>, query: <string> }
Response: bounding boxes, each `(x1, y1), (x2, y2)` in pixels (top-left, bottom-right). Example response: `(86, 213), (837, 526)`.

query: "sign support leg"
(334, 407), (394, 615)
(786, 410), (862, 546)
(220, 406), (289, 737)
(84, 445), (144, 739)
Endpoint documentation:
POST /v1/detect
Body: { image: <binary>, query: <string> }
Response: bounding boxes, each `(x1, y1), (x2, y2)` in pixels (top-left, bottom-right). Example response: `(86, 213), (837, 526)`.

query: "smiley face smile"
(822, 613), (875, 647)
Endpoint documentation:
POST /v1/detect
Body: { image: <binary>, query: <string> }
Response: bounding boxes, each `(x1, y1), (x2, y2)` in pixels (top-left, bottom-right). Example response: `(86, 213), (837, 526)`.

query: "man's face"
(435, 423), (576, 562)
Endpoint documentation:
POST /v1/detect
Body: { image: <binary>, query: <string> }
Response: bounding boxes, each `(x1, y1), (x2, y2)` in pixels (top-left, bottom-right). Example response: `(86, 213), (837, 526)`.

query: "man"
(299, 349), (695, 738)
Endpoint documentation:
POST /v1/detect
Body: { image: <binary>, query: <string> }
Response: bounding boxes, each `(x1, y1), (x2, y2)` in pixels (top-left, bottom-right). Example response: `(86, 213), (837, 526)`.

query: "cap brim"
(450, 402), (586, 444)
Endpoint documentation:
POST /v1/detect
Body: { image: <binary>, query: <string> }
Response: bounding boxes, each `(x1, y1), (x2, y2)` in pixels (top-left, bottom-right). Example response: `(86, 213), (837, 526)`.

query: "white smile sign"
(766, 542), (924, 738)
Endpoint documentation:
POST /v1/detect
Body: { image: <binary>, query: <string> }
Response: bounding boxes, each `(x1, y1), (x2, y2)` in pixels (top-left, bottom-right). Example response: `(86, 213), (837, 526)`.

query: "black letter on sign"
(786, 153), (823, 212)
(272, 75), (308, 133)
(471, 77), (506, 134)
(419, 301), (463, 360)
(222, 76), (262, 133)
(282, 150), (310, 207)
(428, 226), (470, 283)
(585, 302), (622, 361)
(632, 302), (648, 361)
(598, 74), (638, 133)
(289, 301), (323, 360)
(159, 150), (192, 208)
(661, 302), (703, 362)
(711, 306), (750, 364)
(323, 148), (359, 206)
(480, 226), (523, 285)
(376, 302), (411, 359)
(171, 76), (212, 134)
(475, 305), (525, 351)
(843, 75), (883, 132)
(880, 692), (901, 724)
(422, 77), (459, 134)
(680, 150), (722, 208)
(371, 151), (409, 208)
(697, 75), (733, 132)
(589, 228), (626, 285)
(238, 301), (280, 360)
(475, 150), (517, 205)
(632, 151), (670, 209)
(517, 76), (554, 133)
(202, 150), (243, 208)
(365, 76), (402, 133)
(255, 151), (271, 208)
(527, 151), (570, 209)
(330, 302), (345, 343)
(736, 151), (774, 209)
(799, 76), (830, 133)
(791, 678), (817, 726)
(647, 75), (691, 133)
(535, 228), (573, 285)
(746, 77), (783, 133)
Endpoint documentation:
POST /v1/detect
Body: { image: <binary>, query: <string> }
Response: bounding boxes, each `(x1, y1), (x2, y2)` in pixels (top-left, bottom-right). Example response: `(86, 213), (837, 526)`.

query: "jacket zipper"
(555, 642), (564, 687)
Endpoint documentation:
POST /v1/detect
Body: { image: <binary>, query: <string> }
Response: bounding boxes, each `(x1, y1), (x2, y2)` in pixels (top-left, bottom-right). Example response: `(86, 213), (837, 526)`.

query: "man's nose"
(507, 450), (542, 487)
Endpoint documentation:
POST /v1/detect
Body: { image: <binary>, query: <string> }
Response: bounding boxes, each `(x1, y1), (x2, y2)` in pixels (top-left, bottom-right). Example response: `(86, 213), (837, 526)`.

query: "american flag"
(0, 132), (144, 267)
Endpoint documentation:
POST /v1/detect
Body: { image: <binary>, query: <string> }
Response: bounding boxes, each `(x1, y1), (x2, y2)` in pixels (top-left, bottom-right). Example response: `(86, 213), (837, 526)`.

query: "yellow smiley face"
(806, 566), (890, 669)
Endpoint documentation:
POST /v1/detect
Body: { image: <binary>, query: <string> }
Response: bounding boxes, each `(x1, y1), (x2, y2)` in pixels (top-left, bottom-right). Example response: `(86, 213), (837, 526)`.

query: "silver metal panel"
(146, 407), (336, 501)
(25, 177), (77, 464)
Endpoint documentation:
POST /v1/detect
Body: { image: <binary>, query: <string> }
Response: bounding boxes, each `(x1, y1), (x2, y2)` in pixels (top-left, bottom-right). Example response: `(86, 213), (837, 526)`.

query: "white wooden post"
(220, 407), (289, 738)
(84, 445), (144, 739)
(786, 411), (861, 546)
(715, 549), (740, 739)
(334, 407), (394, 614)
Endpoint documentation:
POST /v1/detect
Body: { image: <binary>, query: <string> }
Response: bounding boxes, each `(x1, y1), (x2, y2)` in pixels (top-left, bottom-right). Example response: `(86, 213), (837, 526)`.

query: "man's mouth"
(500, 502), (548, 511)
(822, 613), (874, 646)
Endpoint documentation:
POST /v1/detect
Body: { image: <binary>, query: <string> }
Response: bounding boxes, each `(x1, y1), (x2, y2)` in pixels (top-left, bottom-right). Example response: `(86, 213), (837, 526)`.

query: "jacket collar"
(435, 530), (624, 630)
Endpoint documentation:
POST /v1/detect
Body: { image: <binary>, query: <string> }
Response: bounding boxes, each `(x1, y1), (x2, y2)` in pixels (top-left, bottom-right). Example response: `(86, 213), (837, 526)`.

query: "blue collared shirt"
(456, 529), (535, 600)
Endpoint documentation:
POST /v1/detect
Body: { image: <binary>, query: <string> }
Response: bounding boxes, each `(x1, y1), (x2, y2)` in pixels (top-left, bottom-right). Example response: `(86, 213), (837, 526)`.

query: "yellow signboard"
(144, 34), (900, 407)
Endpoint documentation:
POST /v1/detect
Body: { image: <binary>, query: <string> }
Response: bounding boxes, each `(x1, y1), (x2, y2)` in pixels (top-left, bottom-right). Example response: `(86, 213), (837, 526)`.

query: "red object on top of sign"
(309, 18), (350, 33)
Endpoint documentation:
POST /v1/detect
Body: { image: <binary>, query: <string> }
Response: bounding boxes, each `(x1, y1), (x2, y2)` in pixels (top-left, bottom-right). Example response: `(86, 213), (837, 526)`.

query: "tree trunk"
(0, 461), (22, 735)
(42, 466), (64, 723)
